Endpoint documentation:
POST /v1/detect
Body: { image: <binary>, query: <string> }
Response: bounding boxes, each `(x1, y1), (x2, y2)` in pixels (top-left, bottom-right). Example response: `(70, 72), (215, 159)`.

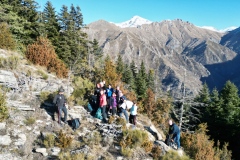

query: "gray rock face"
(14, 134), (27, 146)
(0, 135), (12, 145)
(35, 148), (48, 156)
(0, 70), (18, 89)
(85, 19), (239, 97)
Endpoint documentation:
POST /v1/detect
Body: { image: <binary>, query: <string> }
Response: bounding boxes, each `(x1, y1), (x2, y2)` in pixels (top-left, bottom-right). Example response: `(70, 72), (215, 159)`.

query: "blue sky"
(36, 0), (240, 30)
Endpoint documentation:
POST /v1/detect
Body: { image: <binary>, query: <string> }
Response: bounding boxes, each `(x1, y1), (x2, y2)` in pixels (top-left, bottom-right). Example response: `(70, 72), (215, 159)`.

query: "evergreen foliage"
(122, 64), (135, 90)
(116, 54), (124, 75)
(0, 23), (16, 50)
(147, 69), (155, 90)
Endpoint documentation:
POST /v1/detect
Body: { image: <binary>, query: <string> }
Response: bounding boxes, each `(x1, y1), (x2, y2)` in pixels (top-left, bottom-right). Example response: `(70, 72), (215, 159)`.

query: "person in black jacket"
(168, 119), (181, 149)
(53, 88), (67, 125)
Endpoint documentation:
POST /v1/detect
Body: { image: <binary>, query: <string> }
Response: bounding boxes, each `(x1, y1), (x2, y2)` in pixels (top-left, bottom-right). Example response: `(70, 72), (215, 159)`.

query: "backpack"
(87, 103), (93, 112)
(94, 108), (103, 120)
(71, 118), (80, 130)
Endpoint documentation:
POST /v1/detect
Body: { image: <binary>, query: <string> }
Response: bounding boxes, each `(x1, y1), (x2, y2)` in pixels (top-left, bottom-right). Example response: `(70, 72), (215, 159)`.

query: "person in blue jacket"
(168, 119), (181, 149)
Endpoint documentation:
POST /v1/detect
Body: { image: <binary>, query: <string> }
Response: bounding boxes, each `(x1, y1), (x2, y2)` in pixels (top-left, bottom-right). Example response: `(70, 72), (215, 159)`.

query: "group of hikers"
(88, 81), (138, 126)
(52, 83), (181, 150)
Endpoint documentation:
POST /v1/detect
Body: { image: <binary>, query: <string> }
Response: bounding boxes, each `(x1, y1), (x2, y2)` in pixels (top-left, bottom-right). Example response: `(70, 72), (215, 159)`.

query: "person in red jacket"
(99, 89), (107, 122)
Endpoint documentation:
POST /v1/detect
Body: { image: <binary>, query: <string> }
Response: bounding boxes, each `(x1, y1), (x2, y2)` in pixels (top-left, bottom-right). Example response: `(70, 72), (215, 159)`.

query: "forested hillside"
(0, 0), (239, 159)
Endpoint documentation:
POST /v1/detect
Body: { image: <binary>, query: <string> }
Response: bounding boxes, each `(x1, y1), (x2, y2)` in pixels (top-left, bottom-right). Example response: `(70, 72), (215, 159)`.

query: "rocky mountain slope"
(85, 19), (240, 96)
(0, 49), (183, 159)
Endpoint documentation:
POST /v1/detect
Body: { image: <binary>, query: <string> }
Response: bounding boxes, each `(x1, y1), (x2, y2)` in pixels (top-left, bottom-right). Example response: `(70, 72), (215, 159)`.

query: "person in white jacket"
(129, 102), (137, 125)
(119, 98), (133, 123)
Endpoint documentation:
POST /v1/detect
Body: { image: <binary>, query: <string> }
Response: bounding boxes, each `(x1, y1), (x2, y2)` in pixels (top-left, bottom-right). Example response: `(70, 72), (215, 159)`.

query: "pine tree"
(139, 60), (147, 81)
(42, 1), (60, 50)
(90, 39), (103, 60)
(130, 60), (137, 78)
(219, 81), (239, 124)
(195, 82), (210, 104)
(147, 69), (155, 91)
(116, 54), (124, 75)
(122, 64), (135, 90)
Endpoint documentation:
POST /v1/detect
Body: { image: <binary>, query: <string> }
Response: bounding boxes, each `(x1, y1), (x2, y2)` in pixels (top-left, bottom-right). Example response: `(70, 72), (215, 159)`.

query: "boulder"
(51, 147), (61, 156)
(0, 122), (6, 130)
(0, 135), (12, 145)
(71, 145), (90, 154)
(14, 134), (27, 146)
(7, 100), (35, 111)
(155, 140), (171, 152)
(35, 148), (48, 156)
(0, 70), (18, 89)
(0, 153), (21, 160)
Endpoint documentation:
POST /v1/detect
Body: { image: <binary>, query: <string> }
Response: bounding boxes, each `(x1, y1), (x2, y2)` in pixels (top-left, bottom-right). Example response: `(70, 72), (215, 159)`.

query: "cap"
(59, 88), (64, 92)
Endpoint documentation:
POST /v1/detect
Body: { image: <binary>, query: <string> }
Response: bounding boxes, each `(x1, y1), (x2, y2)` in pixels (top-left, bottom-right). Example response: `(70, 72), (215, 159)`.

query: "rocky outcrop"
(0, 70), (18, 89)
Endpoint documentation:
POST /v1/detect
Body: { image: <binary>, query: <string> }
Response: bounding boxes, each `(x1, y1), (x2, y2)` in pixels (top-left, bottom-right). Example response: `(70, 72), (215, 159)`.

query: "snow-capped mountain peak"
(115, 15), (152, 28)
(200, 26), (238, 33)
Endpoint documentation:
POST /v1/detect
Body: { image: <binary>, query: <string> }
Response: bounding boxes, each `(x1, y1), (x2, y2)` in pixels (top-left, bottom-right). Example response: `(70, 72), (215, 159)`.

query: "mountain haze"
(85, 17), (240, 97)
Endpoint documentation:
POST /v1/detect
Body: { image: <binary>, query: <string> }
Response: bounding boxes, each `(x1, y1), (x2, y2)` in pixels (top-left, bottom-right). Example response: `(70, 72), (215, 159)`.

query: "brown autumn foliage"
(26, 37), (68, 78)
(103, 58), (121, 87)
(0, 23), (16, 50)
(181, 123), (231, 160)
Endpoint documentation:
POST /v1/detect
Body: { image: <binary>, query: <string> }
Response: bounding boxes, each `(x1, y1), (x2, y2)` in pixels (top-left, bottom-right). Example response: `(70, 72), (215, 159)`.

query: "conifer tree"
(116, 54), (124, 75)
(122, 64), (135, 90)
(130, 60), (137, 78)
(147, 69), (155, 91)
(42, 1), (60, 50)
(195, 82), (210, 104)
(90, 39), (103, 60)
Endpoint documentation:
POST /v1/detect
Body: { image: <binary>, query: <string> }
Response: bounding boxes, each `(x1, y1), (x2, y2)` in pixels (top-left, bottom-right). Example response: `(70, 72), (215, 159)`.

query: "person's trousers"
(129, 114), (136, 125)
(174, 133), (181, 149)
(58, 106), (67, 124)
(112, 107), (117, 116)
(101, 105), (107, 121)
(120, 108), (128, 123)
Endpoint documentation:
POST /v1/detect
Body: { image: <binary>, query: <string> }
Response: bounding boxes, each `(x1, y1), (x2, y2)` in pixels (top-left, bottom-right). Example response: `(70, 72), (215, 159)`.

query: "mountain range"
(85, 16), (240, 97)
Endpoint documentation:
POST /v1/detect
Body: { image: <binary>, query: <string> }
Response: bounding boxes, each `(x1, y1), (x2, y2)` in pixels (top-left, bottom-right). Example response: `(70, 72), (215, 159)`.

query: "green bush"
(0, 90), (8, 122)
(108, 116), (115, 124)
(39, 91), (51, 103)
(116, 117), (127, 129)
(43, 134), (55, 148)
(24, 117), (36, 125)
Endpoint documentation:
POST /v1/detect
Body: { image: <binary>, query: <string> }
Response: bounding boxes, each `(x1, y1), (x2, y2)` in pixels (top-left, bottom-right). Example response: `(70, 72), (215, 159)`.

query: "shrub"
(162, 150), (190, 160)
(120, 147), (132, 157)
(0, 23), (16, 50)
(37, 70), (48, 80)
(55, 130), (73, 149)
(181, 123), (231, 160)
(39, 91), (51, 103)
(43, 134), (55, 148)
(26, 37), (68, 78)
(24, 117), (36, 125)
(83, 131), (102, 147)
(0, 90), (8, 122)
(108, 116), (115, 124)
(58, 151), (85, 160)
(119, 128), (152, 156)
(116, 117), (127, 129)
(151, 145), (163, 160)
(0, 56), (19, 70)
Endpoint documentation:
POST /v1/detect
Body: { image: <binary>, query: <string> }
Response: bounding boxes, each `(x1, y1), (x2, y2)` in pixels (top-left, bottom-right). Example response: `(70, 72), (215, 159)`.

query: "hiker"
(94, 83), (101, 108)
(167, 119), (181, 149)
(88, 91), (97, 113)
(119, 98), (133, 123)
(115, 86), (123, 114)
(53, 88), (68, 125)
(129, 101), (137, 125)
(109, 92), (117, 116)
(106, 84), (113, 113)
(99, 89), (107, 122)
